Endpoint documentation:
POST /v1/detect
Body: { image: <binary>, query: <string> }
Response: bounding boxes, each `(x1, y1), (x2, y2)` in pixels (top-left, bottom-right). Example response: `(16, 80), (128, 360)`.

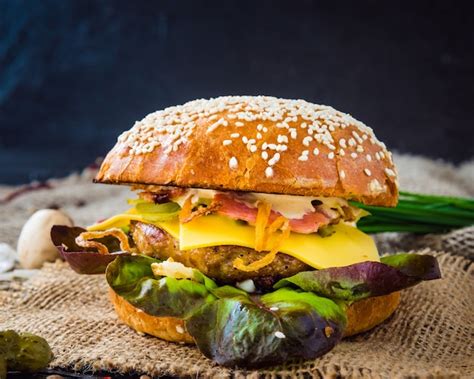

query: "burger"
(52, 96), (441, 368)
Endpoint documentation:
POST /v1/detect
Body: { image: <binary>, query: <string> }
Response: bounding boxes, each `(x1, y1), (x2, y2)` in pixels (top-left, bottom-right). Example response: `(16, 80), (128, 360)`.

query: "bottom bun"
(110, 289), (400, 342)
(343, 291), (400, 337)
(109, 289), (194, 343)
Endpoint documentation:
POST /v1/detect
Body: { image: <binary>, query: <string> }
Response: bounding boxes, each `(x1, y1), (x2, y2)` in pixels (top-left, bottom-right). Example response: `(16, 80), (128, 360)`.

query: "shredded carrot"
(254, 201), (272, 251)
(179, 195), (194, 223)
(268, 219), (290, 255)
(233, 209), (290, 272)
(75, 228), (132, 255)
(266, 216), (287, 235)
(233, 251), (279, 272)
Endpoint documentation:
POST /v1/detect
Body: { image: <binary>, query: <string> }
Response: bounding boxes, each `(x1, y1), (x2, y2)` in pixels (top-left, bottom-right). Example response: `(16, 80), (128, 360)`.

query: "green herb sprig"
(352, 191), (474, 234)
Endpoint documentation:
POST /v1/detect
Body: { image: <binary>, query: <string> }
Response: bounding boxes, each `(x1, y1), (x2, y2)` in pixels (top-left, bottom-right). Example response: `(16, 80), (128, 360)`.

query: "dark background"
(1, 0), (473, 185)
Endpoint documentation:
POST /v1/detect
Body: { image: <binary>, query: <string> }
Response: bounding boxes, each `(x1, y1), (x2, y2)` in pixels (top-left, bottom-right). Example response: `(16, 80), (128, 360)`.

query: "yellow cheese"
(87, 213), (379, 269)
(177, 215), (379, 269)
(87, 209), (180, 236)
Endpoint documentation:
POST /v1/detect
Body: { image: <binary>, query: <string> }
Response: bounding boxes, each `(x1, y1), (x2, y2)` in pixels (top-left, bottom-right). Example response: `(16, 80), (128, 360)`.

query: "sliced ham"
(214, 193), (335, 234)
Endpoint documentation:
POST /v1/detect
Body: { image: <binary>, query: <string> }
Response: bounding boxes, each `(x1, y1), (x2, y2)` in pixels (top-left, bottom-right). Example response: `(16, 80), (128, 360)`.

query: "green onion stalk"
(352, 191), (474, 234)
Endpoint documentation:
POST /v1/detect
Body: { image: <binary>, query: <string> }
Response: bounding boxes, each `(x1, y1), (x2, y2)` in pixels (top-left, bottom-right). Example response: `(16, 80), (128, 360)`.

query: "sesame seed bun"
(109, 288), (401, 343)
(96, 96), (398, 206)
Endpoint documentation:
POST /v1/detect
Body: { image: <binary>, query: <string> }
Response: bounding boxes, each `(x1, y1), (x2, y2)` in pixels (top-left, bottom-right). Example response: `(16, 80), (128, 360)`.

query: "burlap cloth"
(0, 153), (473, 378)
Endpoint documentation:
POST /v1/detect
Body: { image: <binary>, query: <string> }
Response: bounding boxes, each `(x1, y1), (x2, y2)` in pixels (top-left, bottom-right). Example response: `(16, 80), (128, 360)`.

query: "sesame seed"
(222, 140), (232, 146)
(352, 130), (362, 142)
(366, 154), (372, 162)
(265, 166), (274, 177)
(328, 152), (335, 159)
(268, 153), (280, 166)
(370, 178), (383, 192)
(229, 157), (238, 169)
(277, 134), (289, 143)
(257, 132), (263, 139)
(298, 154), (308, 161)
(242, 136), (249, 144)
(313, 147), (320, 155)
(385, 168), (396, 177)
(268, 143), (277, 150)
(230, 133), (240, 138)
(339, 139), (347, 148)
(364, 168), (372, 176)
(176, 325), (184, 334)
(351, 152), (358, 159)
(339, 149), (345, 156)
(120, 96), (385, 161)
(356, 145), (364, 153)
(274, 331), (286, 339)
(261, 151), (269, 160)
(303, 136), (312, 146)
(249, 145), (257, 153)
(340, 170), (346, 179)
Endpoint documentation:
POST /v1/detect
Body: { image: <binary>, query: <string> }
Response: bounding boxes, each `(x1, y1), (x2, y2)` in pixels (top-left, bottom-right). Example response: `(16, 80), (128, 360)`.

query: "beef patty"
(130, 221), (310, 287)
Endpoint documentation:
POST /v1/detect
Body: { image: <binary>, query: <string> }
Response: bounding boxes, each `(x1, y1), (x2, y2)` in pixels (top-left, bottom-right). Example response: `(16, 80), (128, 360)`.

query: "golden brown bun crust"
(96, 96), (398, 206)
(110, 289), (400, 342)
(109, 289), (194, 344)
(343, 291), (401, 337)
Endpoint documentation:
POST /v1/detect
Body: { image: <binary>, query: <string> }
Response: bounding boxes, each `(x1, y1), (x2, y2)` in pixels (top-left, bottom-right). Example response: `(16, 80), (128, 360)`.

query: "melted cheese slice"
(178, 215), (379, 268)
(88, 212), (379, 269)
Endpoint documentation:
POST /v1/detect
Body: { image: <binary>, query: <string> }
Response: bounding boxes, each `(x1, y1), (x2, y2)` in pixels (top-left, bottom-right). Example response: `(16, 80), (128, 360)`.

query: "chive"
(358, 224), (451, 234)
(352, 191), (474, 234)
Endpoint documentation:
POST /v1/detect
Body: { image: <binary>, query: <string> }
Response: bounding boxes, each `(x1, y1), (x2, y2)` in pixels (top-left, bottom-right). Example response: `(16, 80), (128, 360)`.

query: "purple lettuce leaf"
(50, 225), (130, 274)
(274, 254), (441, 301)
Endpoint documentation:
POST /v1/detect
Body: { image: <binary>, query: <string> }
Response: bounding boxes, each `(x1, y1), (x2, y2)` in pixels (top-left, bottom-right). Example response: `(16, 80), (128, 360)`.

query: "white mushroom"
(17, 209), (73, 269)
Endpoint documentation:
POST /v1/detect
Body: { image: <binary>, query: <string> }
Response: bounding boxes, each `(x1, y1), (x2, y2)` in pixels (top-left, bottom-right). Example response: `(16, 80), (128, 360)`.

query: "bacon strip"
(215, 194), (335, 234)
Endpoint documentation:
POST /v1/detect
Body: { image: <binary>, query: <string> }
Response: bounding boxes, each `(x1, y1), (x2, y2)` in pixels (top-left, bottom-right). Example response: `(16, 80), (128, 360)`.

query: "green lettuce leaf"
(106, 255), (217, 319)
(274, 254), (441, 301)
(185, 287), (346, 368)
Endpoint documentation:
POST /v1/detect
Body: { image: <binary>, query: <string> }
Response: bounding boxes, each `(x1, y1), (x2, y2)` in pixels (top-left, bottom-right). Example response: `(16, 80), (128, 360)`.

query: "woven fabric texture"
(0, 251), (472, 378)
(0, 153), (473, 378)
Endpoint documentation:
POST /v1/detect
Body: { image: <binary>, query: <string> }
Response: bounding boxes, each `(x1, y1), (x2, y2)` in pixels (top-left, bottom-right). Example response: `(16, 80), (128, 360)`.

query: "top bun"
(96, 96), (398, 206)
